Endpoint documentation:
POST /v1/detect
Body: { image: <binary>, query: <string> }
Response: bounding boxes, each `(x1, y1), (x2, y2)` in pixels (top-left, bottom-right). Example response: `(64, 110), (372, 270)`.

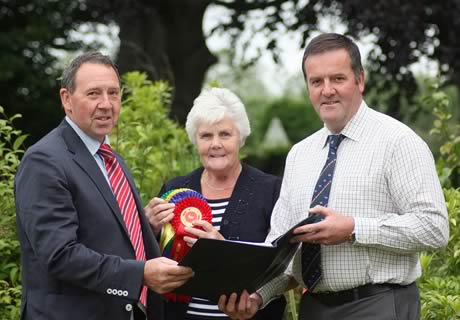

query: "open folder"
(174, 213), (324, 301)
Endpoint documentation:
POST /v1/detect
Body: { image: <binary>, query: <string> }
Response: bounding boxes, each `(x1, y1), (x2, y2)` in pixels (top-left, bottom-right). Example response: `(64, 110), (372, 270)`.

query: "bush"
(416, 80), (460, 319)
(110, 72), (199, 203)
(418, 188), (460, 319)
(0, 106), (27, 319)
(425, 80), (460, 188)
(243, 95), (322, 176)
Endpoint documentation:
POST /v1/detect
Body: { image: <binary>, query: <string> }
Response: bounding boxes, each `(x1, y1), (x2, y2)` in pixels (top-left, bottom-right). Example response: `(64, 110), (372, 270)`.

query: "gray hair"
(302, 33), (364, 83)
(61, 52), (120, 93)
(185, 87), (251, 147)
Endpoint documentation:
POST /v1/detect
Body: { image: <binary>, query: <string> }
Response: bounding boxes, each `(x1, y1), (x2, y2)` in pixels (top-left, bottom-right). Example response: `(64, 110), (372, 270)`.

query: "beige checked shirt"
(258, 101), (449, 303)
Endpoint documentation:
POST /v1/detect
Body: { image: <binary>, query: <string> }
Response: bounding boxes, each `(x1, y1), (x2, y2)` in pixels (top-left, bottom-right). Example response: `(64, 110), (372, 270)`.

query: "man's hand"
(291, 205), (355, 245)
(144, 197), (175, 236)
(218, 290), (262, 320)
(143, 257), (193, 294)
(183, 220), (225, 247)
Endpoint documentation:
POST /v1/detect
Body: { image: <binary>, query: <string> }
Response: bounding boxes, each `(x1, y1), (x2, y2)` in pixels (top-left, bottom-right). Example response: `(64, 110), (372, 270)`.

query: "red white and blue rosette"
(159, 188), (211, 302)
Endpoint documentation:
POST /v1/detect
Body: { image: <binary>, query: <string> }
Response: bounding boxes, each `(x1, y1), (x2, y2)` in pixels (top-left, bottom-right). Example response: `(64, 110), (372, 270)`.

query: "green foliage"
(416, 81), (460, 319)
(0, 106), (26, 319)
(419, 275), (460, 320)
(110, 72), (199, 203)
(242, 95), (322, 176)
(0, 2), (110, 145)
(418, 188), (460, 319)
(425, 81), (460, 188)
(258, 96), (322, 144)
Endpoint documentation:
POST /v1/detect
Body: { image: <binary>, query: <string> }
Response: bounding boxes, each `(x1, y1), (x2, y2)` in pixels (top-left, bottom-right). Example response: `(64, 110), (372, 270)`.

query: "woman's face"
(195, 117), (241, 174)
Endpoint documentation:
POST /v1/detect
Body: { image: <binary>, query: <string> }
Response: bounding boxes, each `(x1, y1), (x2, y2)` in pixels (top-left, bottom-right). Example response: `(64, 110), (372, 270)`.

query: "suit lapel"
(60, 121), (131, 239)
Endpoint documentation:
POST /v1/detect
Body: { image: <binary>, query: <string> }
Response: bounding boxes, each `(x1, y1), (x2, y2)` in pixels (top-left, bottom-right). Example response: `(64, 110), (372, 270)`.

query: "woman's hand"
(218, 291), (262, 320)
(183, 220), (224, 247)
(144, 197), (175, 236)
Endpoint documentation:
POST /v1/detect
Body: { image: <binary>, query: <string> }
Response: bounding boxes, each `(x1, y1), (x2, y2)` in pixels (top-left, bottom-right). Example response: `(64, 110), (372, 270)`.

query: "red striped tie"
(99, 143), (148, 306)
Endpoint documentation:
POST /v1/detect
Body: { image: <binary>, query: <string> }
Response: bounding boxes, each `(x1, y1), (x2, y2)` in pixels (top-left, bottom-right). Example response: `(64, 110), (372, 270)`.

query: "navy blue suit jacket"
(15, 120), (164, 320)
(160, 164), (286, 320)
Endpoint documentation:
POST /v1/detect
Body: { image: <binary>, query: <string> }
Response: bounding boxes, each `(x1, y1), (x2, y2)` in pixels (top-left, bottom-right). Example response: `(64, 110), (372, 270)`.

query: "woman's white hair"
(185, 87), (251, 146)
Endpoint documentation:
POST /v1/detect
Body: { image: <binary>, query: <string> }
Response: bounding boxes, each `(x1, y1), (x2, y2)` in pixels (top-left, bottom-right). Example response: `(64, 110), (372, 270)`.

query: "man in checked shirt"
(219, 33), (449, 320)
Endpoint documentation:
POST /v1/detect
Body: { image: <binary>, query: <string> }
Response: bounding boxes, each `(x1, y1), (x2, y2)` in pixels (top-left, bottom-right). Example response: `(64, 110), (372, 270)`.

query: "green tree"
(4, 0), (460, 137)
(0, 0), (110, 144)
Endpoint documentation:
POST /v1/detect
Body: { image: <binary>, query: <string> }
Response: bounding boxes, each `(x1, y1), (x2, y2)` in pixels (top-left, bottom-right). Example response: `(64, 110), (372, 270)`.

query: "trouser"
(131, 303), (147, 320)
(299, 283), (420, 320)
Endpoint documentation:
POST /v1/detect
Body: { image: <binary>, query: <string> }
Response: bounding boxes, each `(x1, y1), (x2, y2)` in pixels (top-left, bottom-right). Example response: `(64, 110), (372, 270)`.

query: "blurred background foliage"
(3, 0), (460, 142)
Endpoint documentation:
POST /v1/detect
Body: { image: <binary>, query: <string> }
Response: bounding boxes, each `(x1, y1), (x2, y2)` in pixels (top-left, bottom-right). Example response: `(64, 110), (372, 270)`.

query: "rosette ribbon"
(159, 188), (212, 303)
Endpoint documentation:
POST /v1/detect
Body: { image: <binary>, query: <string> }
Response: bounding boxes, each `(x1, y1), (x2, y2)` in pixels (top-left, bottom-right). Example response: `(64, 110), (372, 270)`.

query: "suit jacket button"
(107, 288), (112, 295)
(125, 304), (133, 312)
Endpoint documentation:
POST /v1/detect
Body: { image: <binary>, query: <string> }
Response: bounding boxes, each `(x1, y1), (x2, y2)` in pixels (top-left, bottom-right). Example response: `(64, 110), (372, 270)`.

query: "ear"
(358, 71), (365, 93)
(60, 88), (72, 115)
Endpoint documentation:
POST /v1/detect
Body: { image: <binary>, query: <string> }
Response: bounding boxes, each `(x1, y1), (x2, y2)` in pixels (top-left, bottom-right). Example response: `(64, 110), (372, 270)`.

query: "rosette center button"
(180, 207), (202, 227)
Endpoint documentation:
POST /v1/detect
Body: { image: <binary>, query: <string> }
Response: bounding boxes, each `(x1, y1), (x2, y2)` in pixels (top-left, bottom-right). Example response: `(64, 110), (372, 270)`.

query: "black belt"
(311, 283), (409, 307)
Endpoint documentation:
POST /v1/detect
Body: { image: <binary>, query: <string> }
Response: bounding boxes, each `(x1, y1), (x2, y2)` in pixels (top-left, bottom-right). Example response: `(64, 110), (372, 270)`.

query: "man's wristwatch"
(348, 232), (356, 243)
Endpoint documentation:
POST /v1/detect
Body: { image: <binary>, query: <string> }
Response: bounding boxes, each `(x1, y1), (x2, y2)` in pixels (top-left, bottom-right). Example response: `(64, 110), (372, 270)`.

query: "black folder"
(174, 213), (324, 301)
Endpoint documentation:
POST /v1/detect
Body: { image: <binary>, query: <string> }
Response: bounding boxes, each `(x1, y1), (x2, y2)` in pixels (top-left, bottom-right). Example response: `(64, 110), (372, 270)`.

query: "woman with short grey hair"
(145, 87), (286, 320)
(185, 87), (251, 147)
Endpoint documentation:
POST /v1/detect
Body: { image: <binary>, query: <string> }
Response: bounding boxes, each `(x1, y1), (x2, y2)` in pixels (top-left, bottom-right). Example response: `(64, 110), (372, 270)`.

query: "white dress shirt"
(259, 101), (449, 302)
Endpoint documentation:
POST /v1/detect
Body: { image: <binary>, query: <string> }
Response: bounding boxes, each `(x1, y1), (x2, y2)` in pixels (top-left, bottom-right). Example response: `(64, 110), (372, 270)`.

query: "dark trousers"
(299, 283), (420, 320)
(133, 304), (147, 320)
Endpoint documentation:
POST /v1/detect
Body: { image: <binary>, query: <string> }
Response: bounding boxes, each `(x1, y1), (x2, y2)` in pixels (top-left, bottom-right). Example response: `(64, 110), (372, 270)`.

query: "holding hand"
(143, 257), (194, 294)
(218, 290), (262, 320)
(183, 220), (225, 247)
(291, 205), (354, 245)
(144, 197), (175, 236)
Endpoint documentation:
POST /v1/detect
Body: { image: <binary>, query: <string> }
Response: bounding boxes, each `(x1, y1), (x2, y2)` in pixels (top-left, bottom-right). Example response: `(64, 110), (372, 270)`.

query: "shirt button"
(125, 304), (133, 312)
(107, 288), (112, 295)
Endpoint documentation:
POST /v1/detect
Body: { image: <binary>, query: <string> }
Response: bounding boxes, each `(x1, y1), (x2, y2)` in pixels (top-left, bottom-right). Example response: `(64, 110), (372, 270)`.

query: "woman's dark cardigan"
(160, 163), (286, 320)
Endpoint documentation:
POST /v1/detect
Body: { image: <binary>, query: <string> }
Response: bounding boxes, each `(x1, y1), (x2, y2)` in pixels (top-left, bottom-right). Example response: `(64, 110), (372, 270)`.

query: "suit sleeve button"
(107, 288), (112, 294)
(125, 304), (133, 312)
(123, 290), (128, 296)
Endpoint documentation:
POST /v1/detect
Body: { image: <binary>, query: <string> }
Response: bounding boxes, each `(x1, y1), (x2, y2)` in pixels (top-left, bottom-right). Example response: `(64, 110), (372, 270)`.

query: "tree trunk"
(114, 0), (217, 124)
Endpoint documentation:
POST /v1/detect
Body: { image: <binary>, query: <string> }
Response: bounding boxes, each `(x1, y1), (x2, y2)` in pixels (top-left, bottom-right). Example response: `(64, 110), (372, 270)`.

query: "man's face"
(60, 63), (121, 142)
(304, 48), (364, 133)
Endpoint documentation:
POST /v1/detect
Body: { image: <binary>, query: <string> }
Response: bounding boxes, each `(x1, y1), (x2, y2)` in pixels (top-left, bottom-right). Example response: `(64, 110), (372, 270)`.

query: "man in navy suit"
(14, 52), (194, 320)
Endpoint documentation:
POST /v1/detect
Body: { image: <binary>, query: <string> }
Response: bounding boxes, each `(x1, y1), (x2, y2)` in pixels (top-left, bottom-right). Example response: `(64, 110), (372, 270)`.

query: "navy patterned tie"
(302, 134), (345, 291)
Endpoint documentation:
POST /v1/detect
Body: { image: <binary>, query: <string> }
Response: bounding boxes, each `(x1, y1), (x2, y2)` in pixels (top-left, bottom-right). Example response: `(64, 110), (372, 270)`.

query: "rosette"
(170, 196), (212, 237)
(158, 188), (212, 303)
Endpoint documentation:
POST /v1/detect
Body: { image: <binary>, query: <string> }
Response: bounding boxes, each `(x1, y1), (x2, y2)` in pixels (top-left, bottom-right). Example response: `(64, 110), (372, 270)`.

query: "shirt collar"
(318, 100), (368, 148)
(65, 116), (110, 156)
(340, 100), (368, 142)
